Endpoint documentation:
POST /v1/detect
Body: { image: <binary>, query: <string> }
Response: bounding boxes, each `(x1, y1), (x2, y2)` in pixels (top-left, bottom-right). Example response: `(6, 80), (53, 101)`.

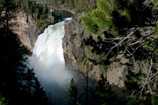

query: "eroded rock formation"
(10, 12), (42, 52)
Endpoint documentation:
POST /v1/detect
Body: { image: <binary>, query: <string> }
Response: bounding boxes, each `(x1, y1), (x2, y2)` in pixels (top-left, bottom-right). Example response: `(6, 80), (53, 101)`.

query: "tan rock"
(9, 12), (40, 52)
(107, 63), (126, 88)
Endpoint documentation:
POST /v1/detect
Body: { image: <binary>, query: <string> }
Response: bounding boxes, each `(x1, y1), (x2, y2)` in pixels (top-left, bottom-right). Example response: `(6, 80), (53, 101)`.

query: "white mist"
(28, 18), (72, 105)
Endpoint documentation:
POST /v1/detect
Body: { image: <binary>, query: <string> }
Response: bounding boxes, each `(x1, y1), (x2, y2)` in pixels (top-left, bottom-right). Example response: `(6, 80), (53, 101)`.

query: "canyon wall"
(63, 13), (128, 87)
(10, 11), (127, 87)
(63, 12), (101, 81)
(10, 12), (45, 52)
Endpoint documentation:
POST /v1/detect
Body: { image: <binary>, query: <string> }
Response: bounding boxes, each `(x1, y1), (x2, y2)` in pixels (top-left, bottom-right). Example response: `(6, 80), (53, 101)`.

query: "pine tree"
(80, 0), (158, 86)
(94, 74), (117, 105)
(68, 79), (80, 105)
(81, 0), (158, 57)
(0, 1), (48, 104)
(0, 27), (28, 105)
(0, 0), (17, 35)
(81, 0), (114, 34)
(123, 68), (143, 105)
(0, 27), (49, 105)
(123, 65), (158, 105)
(33, 77), (48, 105)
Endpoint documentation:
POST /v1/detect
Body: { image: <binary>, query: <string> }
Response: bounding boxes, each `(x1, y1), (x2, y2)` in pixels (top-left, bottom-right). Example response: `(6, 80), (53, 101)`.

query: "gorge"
(1, 0), (158, 105)
(25, 11), (123, 105)
(28, 18), (74, 105)
(27, 14), (97, 105)
(12, 10), (124, 105)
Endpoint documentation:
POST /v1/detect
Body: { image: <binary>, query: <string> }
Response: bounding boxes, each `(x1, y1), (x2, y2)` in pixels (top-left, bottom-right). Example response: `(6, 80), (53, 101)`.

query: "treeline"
(15, 0), (50, 28)
(68, 72), (158, 105)
(68, 74), (117, 105)
(48, 0), (97, 13)
(0, 0), (48, 104)
(15, 0), (50, 18)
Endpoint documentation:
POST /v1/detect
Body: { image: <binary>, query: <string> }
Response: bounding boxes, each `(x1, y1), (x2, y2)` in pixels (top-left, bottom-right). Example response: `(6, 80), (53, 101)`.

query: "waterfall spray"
(28, 18), (72, 105)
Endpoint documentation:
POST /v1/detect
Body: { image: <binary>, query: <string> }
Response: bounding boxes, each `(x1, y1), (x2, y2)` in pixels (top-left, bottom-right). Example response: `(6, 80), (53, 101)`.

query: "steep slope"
(63, 13), (128, 87)
(10, 12), (47, 52)
(63, 13), (100, 81)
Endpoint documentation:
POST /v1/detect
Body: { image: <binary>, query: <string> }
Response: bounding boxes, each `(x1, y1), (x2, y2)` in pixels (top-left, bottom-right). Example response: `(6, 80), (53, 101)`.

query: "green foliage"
(94, 74), (117, 105)
(151, 96), (158, 105)
(15, 0), (50, 29)
(80, 0), (158, 104)
(122, 10), (131, 23)
(48, 0), (97, 13)
(82, 0), (158, 35)
(123, 64), (158, 105)
(0, 0), (17, 32)
(123, 68), (141, 104)
(81, 0), (158, 65)
(34, 3), (50, 29)
(98, 64), (108, 75)
(0, 92), (8, 105)
(97, 0), (112, 13)
(32, 77), (48, 105)
(68, 79), (80, 105)
(81, 0), (114, 34)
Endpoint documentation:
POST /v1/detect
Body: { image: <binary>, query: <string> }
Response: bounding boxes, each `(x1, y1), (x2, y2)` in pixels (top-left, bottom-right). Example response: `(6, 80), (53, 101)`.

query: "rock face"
(10, 12), (42, 52)
(63, 13), (100, 81)
(63, 13), (127, 87)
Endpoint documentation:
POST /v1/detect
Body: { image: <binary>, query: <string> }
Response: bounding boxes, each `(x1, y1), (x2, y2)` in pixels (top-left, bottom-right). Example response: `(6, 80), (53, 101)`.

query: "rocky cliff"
(63, 13), (128, 87)
(10, 11), (128, 87)
(10, 12), (44, 52)
(63, 12), (101, 81)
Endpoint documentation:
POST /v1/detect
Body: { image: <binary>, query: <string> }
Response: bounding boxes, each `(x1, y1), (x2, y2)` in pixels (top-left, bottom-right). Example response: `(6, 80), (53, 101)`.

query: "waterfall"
(28, 18), (72, 105)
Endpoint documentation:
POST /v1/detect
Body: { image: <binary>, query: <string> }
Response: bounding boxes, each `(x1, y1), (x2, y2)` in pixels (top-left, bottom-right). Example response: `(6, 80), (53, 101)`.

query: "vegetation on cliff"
(48, 0), (97, 13)
(79, 0), (158, 104)
(15, 0), (50, 29)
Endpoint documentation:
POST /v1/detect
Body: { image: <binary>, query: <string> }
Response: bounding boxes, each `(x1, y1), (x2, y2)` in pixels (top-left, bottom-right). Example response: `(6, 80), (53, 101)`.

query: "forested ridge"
(13, 0), (97, 28)
(48, 0), (97, 13)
